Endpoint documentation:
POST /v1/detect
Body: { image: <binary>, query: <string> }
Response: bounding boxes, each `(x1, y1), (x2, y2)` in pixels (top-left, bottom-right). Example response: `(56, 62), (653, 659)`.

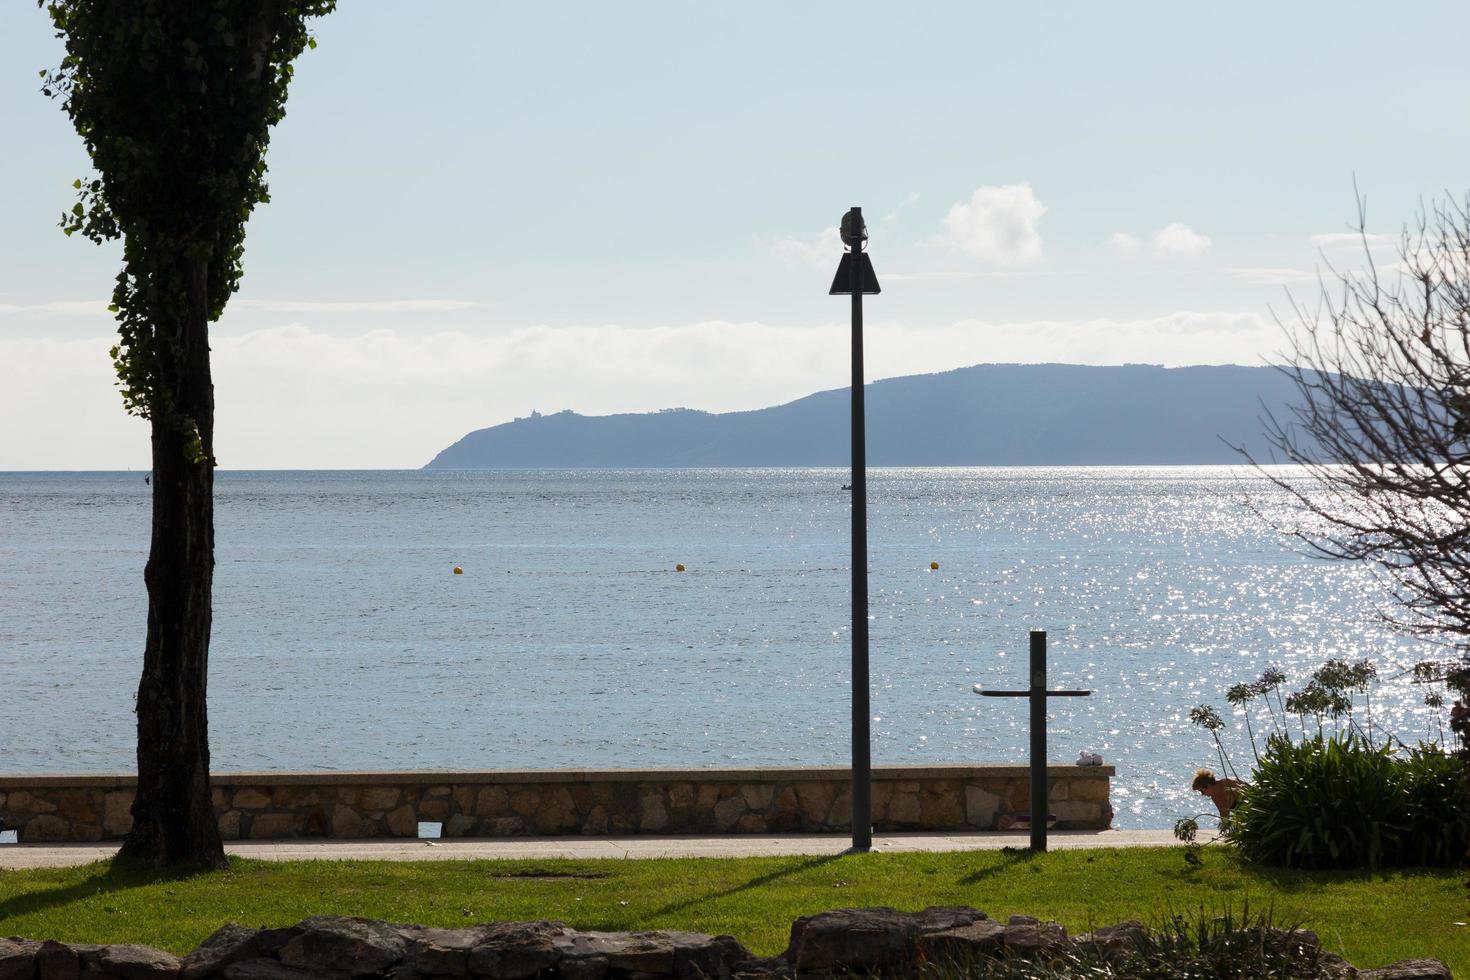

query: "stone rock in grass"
(220, 960), (319, 980)
(916, 919), (1006, 964)
(1073, 919), (1145, 955)
(399, 925), (489, 977)
(91, 944), (182, 980)
(180, 924), (263, 980)
(36, 939), (81, 980)
(549, 931), (749, 980)
(1358, 960), (1453, 980)
(784, 908), (918, 973)
(467, 922), (568, 979)
(730, 956), (794, 980)
(1000, 915), (1067, 955)
(276, 916), (406, 977)
(0, 940), (40, 980)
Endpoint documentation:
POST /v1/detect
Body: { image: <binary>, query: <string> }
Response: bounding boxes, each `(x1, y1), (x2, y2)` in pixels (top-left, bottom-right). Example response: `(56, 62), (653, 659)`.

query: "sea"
(0, 467), (1451, 829)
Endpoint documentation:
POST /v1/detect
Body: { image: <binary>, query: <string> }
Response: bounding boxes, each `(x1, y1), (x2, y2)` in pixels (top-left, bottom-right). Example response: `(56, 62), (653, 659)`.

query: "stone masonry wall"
(0, 765), (1113, 843)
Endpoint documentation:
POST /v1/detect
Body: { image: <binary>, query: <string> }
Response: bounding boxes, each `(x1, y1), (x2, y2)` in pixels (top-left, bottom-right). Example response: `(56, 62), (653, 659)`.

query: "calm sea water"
(0, 467), (1449, 829)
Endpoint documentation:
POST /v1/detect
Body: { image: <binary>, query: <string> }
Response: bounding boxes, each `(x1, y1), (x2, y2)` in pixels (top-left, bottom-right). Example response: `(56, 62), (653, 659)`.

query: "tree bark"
(115, 256), (225, 869)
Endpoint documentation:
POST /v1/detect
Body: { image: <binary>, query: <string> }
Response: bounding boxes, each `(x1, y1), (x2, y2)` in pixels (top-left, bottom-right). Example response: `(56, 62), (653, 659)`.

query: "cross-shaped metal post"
(975, 629), (1091, 851)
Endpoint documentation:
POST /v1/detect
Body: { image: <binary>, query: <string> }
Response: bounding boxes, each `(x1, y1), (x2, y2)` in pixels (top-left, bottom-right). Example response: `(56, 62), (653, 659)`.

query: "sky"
(2, 2), (1468, 469)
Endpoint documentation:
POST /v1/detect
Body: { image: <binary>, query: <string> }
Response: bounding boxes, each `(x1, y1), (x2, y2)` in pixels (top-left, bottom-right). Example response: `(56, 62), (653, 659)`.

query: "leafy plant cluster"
(919, 907), (1339, 980)
(1184, 658), (1469, 869)
(41, 0), (334, 459)
(1229, 733), (1468, 869)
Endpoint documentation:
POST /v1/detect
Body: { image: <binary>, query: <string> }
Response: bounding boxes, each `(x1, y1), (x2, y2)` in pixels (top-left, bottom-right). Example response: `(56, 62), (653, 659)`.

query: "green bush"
(1230, 734), (1469, 869)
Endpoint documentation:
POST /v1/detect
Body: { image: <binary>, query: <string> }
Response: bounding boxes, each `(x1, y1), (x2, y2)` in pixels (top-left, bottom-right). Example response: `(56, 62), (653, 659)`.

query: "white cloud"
(941, 184), (1046, 264)
(234, 299), (486, 314)
(0, 300), (111, 317)
(0, 310), (1279, 469)
(1227, 267), (1318, 285)
(773, 227), (843, 268)
(1106, 232), (1142, 255)
(0, 298), (487, 319)
(1310, 231), (1394, 249)
(1151, 222), (1211, 256)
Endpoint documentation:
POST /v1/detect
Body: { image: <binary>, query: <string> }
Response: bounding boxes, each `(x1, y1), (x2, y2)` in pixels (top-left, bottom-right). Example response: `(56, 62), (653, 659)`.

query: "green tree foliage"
(42, 0), (332, 448)
(41, 0), (333, 868)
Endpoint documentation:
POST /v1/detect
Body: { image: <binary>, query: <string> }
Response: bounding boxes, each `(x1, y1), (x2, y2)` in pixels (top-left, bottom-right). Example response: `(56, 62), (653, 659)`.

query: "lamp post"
(830, 206), (880, 852)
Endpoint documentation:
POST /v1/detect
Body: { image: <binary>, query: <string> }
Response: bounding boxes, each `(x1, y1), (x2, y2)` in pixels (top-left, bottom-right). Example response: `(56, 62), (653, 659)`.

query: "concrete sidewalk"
(0, 829), (1181, 869)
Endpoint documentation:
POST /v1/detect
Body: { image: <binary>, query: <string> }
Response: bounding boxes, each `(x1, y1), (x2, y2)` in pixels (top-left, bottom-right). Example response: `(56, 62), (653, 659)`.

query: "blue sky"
(2, 2), (1467, 468)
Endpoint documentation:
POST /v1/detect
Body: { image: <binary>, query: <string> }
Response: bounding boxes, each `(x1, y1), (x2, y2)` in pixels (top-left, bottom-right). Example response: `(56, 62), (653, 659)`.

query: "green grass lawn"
(0, 848), (1463, 974)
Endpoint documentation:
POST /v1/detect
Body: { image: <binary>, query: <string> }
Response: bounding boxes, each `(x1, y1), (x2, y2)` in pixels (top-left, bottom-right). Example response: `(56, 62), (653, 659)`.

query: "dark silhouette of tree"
(42, 0), (334, 868)
(1257, 192), (1470, 756)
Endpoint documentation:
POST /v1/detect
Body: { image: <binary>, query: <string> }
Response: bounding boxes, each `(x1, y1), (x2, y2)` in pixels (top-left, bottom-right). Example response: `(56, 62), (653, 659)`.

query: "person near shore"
(1191, 768), (1247, 821)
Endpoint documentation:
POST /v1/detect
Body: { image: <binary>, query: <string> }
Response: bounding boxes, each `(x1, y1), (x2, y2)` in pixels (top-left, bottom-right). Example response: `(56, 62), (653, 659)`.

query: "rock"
(1001, 915), (1067, 955)
(217, 811), (242, 841)
(330, 804), (374, 839)
(248, 813), (305, 840)
(94, 944), (182, 980)
(358, 786), (401, 812)
(408, 926), (487, 977)
(917, 785), (963, 826)
(916, 919), (1005, 964)
(276, 915), (407, 977)
(794, 784), (835, 826)
(1071, 778), (1111, 802)
(1358, 960), (1453, 980)
(1074, 919), (1145, 954)
(964, 785), (1000, 828)
(640, 794), (668, 832)
(740, 785), (774, 812)
(418, 799), (451, 822)
(887, 793), (920, 824)
(231, 789), (272, 810)
(467, 922), (567, 979)
(731, 955), (794, 980)
(55, 791), (100, 825)
(473, 787), (508, 816)
(0, 940), (39, 980)
(24, 815), (70, 842)
(712, 797), (744, 831)
(36, 939), (80, 980)
(554, 931), (749, 979)
(221, 960), (319, 980)
(180, 924), (262, 980)
(666, 784), (695, 811)
(386, 804), (418, 838)
(485, 817), (523, 836)
(446, 814), (478, 838)
(784, 908), (917, 973)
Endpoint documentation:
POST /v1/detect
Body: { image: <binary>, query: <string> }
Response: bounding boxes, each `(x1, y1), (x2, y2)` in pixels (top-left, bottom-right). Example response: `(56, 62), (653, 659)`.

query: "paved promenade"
(0, 829), (1180, 869)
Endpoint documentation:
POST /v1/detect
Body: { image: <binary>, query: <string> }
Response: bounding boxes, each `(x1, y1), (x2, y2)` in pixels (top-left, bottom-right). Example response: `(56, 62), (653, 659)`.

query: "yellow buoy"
(929, 561), (939, 571)
(675, 563), (686, 572)
(453, 566), (463, 575)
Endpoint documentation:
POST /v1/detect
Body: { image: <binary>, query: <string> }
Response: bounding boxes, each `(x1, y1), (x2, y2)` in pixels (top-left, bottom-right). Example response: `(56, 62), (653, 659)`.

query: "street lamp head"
(840, 207), (867, 250)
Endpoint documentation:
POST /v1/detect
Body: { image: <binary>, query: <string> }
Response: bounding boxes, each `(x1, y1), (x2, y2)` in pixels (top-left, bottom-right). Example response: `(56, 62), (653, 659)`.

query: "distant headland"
(423, 362), (1314, 468)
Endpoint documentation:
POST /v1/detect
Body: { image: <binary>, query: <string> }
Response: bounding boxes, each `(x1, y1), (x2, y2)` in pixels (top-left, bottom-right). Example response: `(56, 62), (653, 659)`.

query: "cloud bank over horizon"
(0, 309), (1279, 469)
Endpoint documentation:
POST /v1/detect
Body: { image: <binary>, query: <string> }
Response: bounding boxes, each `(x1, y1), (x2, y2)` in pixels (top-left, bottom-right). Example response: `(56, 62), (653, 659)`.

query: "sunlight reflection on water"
(0, 466), (1451, 828)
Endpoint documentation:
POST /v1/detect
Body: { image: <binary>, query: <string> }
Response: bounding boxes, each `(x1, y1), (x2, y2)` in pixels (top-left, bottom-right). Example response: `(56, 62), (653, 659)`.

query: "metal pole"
(1029, 628), (1047, 852)
(850, 207), (871, 852)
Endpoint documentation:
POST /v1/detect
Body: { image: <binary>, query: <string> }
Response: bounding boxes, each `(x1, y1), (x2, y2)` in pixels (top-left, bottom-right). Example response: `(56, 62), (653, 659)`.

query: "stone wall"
(0, 911), (1445, 979)
(0, 765), (1113, 843)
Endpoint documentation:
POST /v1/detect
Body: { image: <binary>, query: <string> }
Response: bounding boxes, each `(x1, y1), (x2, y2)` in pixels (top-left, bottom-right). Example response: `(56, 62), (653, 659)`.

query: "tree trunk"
(115, 256), (225, 870)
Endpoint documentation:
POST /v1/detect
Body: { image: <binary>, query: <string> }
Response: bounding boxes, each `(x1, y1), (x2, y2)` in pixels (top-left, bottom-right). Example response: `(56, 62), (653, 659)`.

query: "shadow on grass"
(0, 859), (212, 924)
(959, 847), (1040, 885)
(639, 853), (846, 922)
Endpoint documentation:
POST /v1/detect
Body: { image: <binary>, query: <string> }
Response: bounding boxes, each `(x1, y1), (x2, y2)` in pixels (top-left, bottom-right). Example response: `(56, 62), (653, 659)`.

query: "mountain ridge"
(424, 362), (1310, 468)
